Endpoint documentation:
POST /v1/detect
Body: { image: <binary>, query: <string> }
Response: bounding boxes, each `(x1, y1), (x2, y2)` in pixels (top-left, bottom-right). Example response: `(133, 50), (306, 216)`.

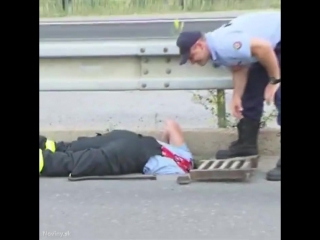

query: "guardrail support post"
(216, 89), (227, 128)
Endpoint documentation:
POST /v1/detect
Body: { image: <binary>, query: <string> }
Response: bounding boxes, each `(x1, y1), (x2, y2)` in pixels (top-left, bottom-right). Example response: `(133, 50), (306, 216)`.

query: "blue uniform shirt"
(205, 11), (281, 67)
(143, 141), (193, 175)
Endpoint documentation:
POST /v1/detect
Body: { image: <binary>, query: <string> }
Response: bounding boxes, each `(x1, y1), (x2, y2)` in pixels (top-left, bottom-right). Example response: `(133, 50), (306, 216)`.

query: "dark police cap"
(176, 31), (202, 65)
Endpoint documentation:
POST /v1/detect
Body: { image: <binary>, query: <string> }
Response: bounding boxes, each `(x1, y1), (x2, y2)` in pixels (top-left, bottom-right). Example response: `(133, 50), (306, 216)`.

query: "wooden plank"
(68, 174), (157, 181)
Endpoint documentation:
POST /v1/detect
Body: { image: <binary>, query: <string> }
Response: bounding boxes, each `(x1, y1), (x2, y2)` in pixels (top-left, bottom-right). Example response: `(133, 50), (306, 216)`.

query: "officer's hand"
(264, 84), (279, 105)
(230, 95), (243, 119)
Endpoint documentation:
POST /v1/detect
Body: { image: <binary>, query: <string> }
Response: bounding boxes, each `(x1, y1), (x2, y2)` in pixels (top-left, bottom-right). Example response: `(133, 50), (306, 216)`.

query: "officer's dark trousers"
(242, 42), (281, 126)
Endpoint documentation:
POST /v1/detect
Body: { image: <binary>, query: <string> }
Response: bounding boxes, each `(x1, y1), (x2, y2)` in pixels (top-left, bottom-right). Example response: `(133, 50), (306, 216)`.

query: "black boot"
(215, 118), (260, 159)
(266, 158), (281, 181)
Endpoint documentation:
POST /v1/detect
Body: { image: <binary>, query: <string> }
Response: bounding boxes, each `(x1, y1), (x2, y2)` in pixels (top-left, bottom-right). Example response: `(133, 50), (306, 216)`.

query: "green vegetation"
(192, 90), (278, 129)
(40, 0), (280, 17)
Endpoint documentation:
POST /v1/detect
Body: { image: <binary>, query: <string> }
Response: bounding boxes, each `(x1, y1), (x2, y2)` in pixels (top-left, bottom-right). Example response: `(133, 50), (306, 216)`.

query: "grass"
(40, 0), (281, 17)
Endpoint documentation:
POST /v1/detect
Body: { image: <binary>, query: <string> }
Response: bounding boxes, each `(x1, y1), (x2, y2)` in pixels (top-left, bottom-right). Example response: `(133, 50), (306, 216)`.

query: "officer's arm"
(250, 38), (280, 79)
(231, 66), (249, 98)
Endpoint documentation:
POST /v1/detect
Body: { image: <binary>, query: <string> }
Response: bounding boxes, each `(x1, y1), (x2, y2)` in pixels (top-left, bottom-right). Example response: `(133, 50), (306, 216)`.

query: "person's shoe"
(215, 118), (260, 159)
(266, 158), (281, 181)
(39, 149), (44, 174)
(39, 135), (47, 150)
(39, 135), (56, 152)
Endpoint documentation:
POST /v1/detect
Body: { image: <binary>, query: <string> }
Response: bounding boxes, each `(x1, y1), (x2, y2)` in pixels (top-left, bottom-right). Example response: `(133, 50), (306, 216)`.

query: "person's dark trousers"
(215, 42), (281, 172)
(266, 85), (281, 181)
(40, 140), (140, 177)
(39, 130), (140, 153)
(215, 63), (271, 159)
(39, 135), (162, 177)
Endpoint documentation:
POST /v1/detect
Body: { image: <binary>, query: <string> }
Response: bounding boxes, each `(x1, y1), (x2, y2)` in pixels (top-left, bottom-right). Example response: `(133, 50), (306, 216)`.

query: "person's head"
(176, 31), (211, 66)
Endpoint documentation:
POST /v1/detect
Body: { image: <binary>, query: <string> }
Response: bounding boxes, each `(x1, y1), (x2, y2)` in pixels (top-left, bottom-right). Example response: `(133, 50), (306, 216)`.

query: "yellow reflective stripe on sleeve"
(39, 149), (44, 173)
(45, 140), (56, 152)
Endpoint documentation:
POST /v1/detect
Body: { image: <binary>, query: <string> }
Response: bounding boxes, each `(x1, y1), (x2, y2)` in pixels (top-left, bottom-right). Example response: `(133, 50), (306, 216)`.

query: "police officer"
(176, 11), (281, 181)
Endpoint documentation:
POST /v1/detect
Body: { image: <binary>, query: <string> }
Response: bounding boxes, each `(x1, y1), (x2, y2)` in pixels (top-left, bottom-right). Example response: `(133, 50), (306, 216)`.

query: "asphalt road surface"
(39, 19), (230, 41)
(40, 157), (280, 240)
(40, 90), (278, 130)
(40, 10), (275, 40)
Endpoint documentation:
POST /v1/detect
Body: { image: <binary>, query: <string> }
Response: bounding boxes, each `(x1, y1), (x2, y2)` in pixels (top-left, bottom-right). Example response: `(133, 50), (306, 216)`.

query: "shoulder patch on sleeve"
(233, 41), (242, 50)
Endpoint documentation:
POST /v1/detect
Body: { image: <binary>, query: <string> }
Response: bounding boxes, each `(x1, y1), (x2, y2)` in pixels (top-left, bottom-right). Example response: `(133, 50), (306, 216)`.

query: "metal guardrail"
(39, 40), (232, 88)
(40, 40), (233, 127)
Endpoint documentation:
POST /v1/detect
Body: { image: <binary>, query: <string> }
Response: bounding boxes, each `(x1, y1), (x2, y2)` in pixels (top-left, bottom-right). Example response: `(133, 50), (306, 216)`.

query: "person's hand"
(230, 95), (243, 119)
(264, 84), (280, 105)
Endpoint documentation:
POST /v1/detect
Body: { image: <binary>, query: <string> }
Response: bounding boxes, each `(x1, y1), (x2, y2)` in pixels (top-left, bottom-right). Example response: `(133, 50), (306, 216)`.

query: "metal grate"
(197, 158), (254, 170)
(177, 155), (259, 185)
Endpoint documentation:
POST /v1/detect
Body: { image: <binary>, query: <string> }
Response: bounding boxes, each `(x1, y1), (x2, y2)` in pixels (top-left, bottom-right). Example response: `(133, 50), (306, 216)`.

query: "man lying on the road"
(39, 120), (194, 177)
